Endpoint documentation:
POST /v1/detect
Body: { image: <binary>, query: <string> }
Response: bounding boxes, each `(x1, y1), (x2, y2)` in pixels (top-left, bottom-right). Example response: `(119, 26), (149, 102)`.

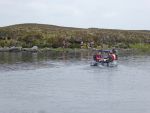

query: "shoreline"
(0, 46), (149, 54)
(0, 47), (92, 52)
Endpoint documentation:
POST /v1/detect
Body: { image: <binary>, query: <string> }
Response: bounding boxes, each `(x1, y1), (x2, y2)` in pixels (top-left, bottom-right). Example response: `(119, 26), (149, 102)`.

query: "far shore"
(0, 46), (91, 52)
(0, 46), (149, 55)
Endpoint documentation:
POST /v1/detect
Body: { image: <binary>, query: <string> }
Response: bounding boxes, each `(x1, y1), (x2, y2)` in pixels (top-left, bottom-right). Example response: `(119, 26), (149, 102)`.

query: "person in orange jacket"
(112, 49), (118, 60)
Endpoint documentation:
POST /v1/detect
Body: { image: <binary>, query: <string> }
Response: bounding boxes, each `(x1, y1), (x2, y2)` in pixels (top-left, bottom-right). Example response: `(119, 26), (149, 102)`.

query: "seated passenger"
(93, 52), (102, 62)
(112, 49), (118, 60)
(108, 52), (117, 62)
(104, 52), (116, 63)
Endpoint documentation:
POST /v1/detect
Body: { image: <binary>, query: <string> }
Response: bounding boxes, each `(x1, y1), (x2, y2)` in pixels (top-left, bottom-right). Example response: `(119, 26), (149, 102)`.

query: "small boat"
(91, 60), (118, 67)
(91, 49), (118, 67)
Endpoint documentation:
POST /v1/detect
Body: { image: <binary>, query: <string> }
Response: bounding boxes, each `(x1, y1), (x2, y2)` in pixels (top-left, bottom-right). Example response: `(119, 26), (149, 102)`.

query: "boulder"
(9, 46), (22, 52)
(31, 46), (38, 50)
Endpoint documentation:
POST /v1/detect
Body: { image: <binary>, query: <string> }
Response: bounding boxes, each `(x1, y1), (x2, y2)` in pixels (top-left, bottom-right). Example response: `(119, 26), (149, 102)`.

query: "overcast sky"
(0, 0), (150, 29)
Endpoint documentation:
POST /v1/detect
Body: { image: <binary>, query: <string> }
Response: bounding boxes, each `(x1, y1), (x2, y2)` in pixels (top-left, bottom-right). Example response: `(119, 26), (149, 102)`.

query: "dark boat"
(91, 49), (118, 67)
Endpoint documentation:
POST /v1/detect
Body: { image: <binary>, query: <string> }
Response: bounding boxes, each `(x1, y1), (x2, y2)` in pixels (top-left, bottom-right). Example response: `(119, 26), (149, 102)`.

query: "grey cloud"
(0, 0), (149, 29)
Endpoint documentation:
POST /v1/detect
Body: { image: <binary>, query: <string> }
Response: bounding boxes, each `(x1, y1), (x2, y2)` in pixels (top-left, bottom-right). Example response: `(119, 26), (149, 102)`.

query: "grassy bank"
(0, 23), (150, 51)
(129, 44), (150, 52)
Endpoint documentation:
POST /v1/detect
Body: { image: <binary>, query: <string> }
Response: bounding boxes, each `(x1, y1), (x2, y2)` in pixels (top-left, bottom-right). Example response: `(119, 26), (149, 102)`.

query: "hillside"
(0, 23), (150, 49)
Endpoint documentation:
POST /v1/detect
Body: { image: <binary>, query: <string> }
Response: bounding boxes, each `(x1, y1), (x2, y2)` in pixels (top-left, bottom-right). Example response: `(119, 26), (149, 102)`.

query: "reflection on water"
(0, 51), (92, 71)
(0, 51), (150, 113)
(0, 51), (93, 63)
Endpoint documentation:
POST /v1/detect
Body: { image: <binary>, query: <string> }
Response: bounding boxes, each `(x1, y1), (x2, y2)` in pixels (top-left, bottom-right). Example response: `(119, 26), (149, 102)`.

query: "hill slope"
(0, 23), (150, 48)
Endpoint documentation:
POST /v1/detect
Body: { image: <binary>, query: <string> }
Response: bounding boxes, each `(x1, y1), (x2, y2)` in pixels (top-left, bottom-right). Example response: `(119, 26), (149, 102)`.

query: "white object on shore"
(31, 46), (38, 50)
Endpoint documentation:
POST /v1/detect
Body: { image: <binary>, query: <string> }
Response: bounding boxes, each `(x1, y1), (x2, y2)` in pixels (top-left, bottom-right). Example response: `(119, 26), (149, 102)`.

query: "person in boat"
(112, 48), (118, 60)
(111, 52), (117, 61)
(103, 52), (117, 66)
(93, 52), (103, 62)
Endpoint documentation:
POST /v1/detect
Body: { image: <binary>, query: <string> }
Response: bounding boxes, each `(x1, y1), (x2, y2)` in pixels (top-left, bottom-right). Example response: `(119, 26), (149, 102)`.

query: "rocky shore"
(0, 46), (149, 55)
(0, 46), (39, 52)
(0, 46), (93, 53)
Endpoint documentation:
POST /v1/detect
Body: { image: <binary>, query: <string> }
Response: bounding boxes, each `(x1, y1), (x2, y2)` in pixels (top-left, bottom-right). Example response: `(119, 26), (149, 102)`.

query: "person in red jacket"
(93, 52), (102, 62)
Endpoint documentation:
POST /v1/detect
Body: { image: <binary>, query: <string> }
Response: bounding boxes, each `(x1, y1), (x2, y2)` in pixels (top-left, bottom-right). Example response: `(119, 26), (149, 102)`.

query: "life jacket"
(95, 54), (102, 61)
(111, 54), (116, 60)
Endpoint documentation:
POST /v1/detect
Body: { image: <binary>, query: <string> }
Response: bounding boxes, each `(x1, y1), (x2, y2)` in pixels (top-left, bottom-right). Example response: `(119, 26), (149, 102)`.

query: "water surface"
(0, 51), (150, 113)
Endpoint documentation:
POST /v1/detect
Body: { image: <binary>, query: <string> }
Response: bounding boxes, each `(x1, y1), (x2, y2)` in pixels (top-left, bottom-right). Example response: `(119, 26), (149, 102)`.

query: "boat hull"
(91, 61), (118, 67)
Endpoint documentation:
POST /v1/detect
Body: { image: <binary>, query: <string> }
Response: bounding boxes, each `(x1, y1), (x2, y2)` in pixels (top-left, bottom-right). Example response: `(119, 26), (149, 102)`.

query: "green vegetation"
(0, 23), (150, 51)
(129, 43), (150, 52)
